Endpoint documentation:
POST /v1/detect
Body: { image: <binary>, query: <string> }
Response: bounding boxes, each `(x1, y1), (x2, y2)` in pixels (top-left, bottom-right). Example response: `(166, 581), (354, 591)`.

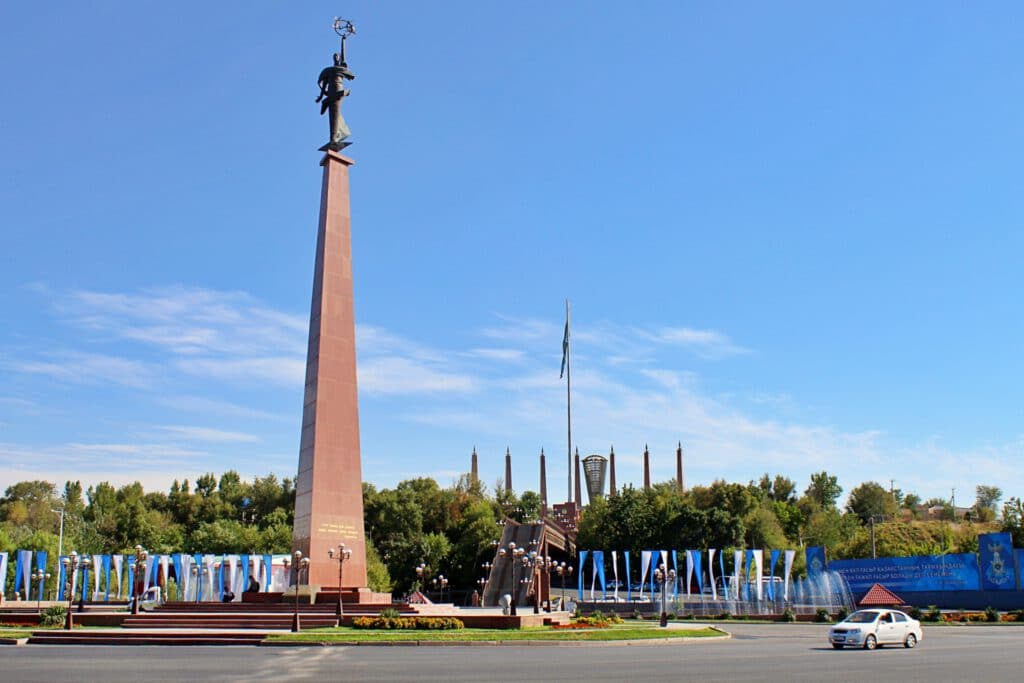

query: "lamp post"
(30, 568), (51, 612)
(432, 575), (449, 603)
(131, 546), (148, 615)
(868, 515), (885, 559)
(60, 552), (89, 630)
(289, 550), (310, 632)
(555, 562), (574, 610)
(498, 541), (525, 616)
(328, 543), (352, 625)
(653, 564), (677, 627)
(539, 556), (556, 612)
(190, 564), (208, 604)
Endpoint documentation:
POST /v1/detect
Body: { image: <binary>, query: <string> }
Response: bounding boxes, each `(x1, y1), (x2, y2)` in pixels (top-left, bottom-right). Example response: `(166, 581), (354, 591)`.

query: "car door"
(877, 612), (897, 644)
(892, 612), (910, 641)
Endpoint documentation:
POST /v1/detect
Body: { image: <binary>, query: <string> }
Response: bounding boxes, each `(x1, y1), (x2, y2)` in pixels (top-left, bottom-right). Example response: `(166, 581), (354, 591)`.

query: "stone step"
(28, 631), (267, 646)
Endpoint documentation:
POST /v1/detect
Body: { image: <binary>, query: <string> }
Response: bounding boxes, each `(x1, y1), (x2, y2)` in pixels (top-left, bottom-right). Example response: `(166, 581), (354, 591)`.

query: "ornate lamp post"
(432, 575), (448, 603)
(328, 543), (352, 625)
(30, 568), (51, 612)
(498, 541), (525, 616)
(555, 562), (574, 610)
(289, 550), (310, 632)
(415, 562), (430, 593)
(131, 546), (148, 615)
(653, 563), (677, 627)
(539, 556), (556, 612)
(60, 552), (90, 630)
(190, 564), (209, 604)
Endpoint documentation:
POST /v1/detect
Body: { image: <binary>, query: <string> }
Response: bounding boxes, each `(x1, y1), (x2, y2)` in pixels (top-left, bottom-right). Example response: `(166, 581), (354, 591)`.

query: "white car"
(828, 609), (923, 650)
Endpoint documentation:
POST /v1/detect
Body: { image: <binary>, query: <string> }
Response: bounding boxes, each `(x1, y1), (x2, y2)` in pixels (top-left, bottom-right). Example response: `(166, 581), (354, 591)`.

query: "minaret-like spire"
(609, 446), (617, 497)
(539, 448), (548, 518)
(643, 444), (651, 491)
(573, 448), (582, 507)
(471, 446), (479, 487)
(505, 447), (512, 495)
(676, 441), (684, 494)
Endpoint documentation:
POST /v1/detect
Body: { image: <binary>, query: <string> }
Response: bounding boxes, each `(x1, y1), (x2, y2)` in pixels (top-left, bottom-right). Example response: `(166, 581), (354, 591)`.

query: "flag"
(560, 316), (569, 378)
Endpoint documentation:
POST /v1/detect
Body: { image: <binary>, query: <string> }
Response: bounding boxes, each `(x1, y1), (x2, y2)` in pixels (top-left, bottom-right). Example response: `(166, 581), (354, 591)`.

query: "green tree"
(846, 481), (898, 524)
(974, 485), (1002, 522)
(805, 471), (842, 509)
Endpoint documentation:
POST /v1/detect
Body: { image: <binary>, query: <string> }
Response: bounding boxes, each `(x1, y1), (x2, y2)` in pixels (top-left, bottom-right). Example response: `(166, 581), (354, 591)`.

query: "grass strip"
(267, 624), (723, 643)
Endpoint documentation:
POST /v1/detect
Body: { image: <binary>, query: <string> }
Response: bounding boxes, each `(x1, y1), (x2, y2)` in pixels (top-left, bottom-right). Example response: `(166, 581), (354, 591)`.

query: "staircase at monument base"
(116, 601), (417, 630)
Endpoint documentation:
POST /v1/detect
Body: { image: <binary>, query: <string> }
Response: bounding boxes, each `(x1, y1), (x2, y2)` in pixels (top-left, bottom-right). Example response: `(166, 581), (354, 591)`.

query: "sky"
(1, 2), (1023, 508)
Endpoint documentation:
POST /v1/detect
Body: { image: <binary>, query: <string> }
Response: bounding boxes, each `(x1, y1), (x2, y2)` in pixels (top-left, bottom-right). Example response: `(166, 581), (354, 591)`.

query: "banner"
(829, 553), (981, 593)
(0, 552), (7, 598)
(691, 550), (704, 595)
(978, 533), (1015, 591)
(639, 551), (651, 599)
(806, 546), (827, 579)
(127, 559), (136, 601)
(708, 549), (717, 600)
(734, 550), (743, 601)
(240, 554), (250, 595)
(252, 556), (263, 593)
(160, 555), (169, 599)
(624, 551), (631, 601)
(112, 555), (123, 598)
(36, 550), (48, 601)
(684, 550), (693, 597)
(611, 551), (619, 600)
(592, 550), (605, 599)
(204, 555), (216, 601)
(103, 555), (112, 602)
(227, 555), (239, 600)
(56, 555), (68, 601)
(768, 550), (780, 601)
(655, 551), (666, 595)
(577, 550), (588, 600)
(783, 550), (795, 601)
(16, 549), (32, 598)
(80, 561), (90, 603)
(92, 554), (103, 599)
(743, 549), (754, 601)
(263, 554), (273, 592)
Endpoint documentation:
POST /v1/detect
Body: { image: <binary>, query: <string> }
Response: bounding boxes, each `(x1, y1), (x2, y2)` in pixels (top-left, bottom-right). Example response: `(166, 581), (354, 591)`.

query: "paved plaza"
(3, 624), (1022, 682)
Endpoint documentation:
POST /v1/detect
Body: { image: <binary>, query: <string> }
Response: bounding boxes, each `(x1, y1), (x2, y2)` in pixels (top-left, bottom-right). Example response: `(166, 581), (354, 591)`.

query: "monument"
(292, 19), (373, 597)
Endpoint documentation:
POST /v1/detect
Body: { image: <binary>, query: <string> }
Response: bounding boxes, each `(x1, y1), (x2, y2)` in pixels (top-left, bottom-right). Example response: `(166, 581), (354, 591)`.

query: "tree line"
(1, 469), (1016, 598)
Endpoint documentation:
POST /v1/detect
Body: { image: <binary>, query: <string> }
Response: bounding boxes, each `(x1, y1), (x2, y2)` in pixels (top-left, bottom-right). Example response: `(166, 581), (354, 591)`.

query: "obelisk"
(643, 444), (651, 491)
(293, 20), (369, 593)
(539, 448), (548, 517)
(609, 446), (617, 497)
(676, 441), (685, 493)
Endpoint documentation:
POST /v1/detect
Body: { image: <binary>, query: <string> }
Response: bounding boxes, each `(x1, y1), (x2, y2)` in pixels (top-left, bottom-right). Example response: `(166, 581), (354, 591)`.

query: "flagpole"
(565, 299), (572, 504)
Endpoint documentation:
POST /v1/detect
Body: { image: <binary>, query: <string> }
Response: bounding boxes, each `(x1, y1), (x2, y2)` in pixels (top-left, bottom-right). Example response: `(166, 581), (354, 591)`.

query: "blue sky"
(2, 2), (1022, 507)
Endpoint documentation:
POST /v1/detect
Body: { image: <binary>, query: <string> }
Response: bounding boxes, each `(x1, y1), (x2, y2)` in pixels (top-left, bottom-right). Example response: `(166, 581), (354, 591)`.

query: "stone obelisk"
(293, 22), (369, 594)
(643, 444), (651, 491)
(609, 446), (617, 497)
(676, 441), (685, 493)
(539, 449), (548, 517)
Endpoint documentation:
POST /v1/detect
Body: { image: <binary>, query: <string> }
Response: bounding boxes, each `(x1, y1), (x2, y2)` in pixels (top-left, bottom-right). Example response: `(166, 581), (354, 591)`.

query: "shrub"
(780, 608), (796, 623)
(836, 607), (849, 621)
(378, 607), (402, 619)
(814, 608), (831, 623)
(716, 611), (731, 620)
(1009, 609), (1024, 622)
(352, 615), (464, 630)
(632, 608), (644, 620)
(984, 606), (1000, 623)
(39, 605), (66, 628)
(906, 606), (922, 621)
(925, 606), (942, 622)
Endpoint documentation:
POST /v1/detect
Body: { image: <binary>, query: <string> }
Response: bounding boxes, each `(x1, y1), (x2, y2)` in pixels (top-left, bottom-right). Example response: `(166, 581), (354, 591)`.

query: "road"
(2, 624), (1020, 682)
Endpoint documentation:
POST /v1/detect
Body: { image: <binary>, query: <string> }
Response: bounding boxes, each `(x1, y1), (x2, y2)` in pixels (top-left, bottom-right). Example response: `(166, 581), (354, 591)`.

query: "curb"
(260, 631), (732, 648)
(0, 638), (29, 646)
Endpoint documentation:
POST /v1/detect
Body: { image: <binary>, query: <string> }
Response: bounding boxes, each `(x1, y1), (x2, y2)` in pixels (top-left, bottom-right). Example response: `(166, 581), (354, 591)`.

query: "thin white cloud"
(156, 426), (261, 443)
(639, 326), (749, 359)
(176, 357), (306, 387)
(359, 357), (477, 395)
(10, 351), (154, 389)
(465, 348), (526, 362)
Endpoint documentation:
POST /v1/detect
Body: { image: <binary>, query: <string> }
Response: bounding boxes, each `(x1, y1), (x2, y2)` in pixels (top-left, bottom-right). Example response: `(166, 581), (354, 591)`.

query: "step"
(28, 631), (267, 646)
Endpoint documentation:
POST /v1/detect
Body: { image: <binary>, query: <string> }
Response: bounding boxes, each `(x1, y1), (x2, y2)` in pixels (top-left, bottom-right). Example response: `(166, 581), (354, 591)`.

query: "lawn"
(266, 623), (724, 643)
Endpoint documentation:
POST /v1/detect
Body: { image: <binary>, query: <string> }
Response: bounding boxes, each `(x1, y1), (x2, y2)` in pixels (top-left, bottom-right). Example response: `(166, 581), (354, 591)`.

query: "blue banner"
(240, 554), (250, 594)
(264, 554), (273, 592)
(806, 546), (827, 579)
(35, 551), (48, 601)
(671, 550), (679, 597)
(978, 533), (1015, 591)
(103, 555), (112, 602)
(593, 550), (605, 597)
(624, 551), (631, 601)
(768, 550), (780, 600)
(56, 555), (68, 601)
(829, 553), (981, 593)
(718, 550), (727, 599)
(13, 550), (25, 599)
(577, 550), (588, 600)
(691, 550), (703, 594)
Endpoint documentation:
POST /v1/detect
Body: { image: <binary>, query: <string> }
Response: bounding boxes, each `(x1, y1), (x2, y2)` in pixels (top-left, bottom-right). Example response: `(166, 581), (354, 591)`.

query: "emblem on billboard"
(985, 541), (1012, 587)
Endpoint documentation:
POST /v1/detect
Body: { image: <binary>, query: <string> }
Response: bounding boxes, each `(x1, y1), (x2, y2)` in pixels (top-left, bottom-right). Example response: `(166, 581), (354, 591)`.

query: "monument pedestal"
(292, 150), (381, 601)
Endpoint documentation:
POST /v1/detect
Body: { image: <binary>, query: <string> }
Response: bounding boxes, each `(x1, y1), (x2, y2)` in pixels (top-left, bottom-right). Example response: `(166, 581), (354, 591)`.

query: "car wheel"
(864, 635), (877, 650)
(904, 633), (917, 649)
(832, 643), (844, 649)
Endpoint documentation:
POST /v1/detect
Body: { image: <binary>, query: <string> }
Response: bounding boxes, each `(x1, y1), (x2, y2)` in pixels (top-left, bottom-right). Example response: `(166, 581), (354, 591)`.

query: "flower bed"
(352, 616), (464, 630)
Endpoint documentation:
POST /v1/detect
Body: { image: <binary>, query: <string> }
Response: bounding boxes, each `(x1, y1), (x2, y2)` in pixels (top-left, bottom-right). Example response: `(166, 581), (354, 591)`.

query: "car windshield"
(845, 612), (880, 623)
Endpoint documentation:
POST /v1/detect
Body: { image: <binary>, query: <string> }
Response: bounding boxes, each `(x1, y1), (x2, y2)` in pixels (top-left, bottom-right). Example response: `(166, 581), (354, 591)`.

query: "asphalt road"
(2, 624), (1021, 683)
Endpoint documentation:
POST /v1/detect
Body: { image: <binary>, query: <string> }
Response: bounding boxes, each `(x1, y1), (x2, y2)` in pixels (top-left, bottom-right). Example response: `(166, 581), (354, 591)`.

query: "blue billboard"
(978, 533), (1016, 591)
(829, 553), (980, 593)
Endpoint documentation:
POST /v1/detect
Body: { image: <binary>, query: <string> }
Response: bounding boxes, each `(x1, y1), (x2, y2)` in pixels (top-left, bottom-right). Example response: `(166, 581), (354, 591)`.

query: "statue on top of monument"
(317, 18), (356, 152)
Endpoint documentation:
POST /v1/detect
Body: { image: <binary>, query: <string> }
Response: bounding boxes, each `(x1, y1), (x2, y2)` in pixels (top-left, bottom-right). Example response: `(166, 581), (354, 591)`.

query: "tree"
(846, 482), (898, 524)
(1002, 497), (1024, 547)
(974, 485), (1002, 522)
(805, 472), (842, 509)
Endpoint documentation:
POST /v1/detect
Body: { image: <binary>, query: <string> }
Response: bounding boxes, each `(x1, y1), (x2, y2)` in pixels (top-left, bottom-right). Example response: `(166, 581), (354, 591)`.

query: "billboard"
(829, 553), (980, 593)
(978, 533), (1016, 591)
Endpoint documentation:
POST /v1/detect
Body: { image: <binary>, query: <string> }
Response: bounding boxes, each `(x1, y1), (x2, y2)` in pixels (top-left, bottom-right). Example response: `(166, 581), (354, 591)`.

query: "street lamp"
(190, 564), (209, 604)
(59, 552), (90, 630)
(30, 568), (51, 612)
(131, 546), (148, 615)
(431, 575), (448, 603)
(653, 563), (677, 627)
(327, 543), (352, 625)
(288, 550), (310, 632)
(868, 515), (885, 559)
(555, 562), (574, 610)
(498, 541), (525, 616)
(539, 556), (556, 612)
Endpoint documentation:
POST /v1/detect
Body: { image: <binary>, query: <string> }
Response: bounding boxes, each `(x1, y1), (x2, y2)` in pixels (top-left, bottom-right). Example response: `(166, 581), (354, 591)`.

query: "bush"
(378, 607), (402, 619)
(836, 607), (849, 621)
(780, 608), (796, 623)
(925, 606), (942, 622)
(39, 605), (66, 628)
(352, 615), (464, 630)
(814, 608), (831, 623)
(716, 611), (731, 620)
(906, 606), (922, 621)
(632, 608), (644, 620)
(984, 606), (1000, 623)
(1009, 609), (1024, 622)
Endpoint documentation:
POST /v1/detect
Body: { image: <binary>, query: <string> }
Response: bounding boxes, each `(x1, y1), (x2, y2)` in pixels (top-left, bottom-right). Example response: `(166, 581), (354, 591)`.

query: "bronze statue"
(317, 19), (356, 151)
